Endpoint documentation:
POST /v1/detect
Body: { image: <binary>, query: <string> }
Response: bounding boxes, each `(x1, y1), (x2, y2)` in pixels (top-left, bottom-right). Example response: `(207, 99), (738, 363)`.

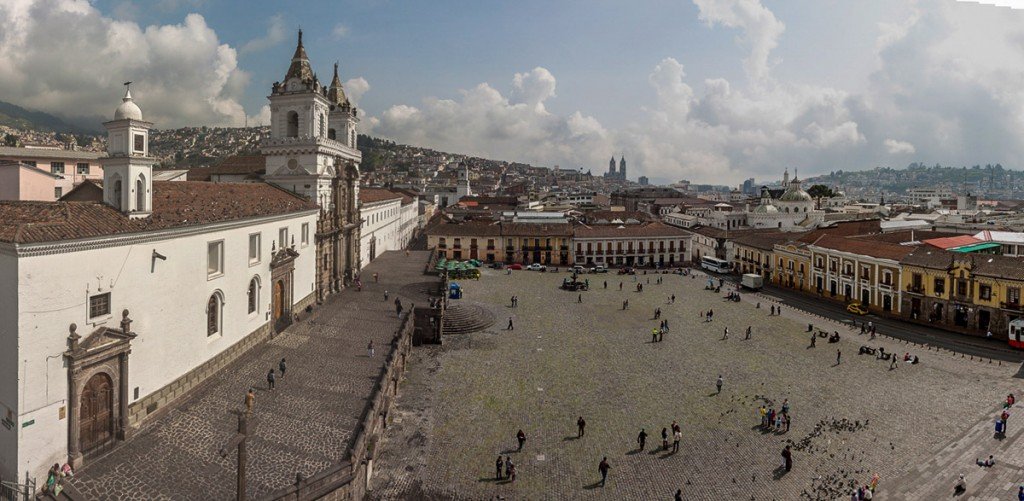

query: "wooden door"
(80, 373), (114, 453)
(273, 280), (285, 323)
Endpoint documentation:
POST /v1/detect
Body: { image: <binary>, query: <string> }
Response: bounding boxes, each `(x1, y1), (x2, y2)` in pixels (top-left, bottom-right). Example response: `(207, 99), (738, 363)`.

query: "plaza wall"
(260, 308), (415, 501)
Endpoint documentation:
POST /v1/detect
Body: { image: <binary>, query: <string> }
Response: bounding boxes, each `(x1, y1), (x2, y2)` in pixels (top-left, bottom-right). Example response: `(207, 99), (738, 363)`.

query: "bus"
(700, 256), (731, 274)
(1010, 318), (1024, 349)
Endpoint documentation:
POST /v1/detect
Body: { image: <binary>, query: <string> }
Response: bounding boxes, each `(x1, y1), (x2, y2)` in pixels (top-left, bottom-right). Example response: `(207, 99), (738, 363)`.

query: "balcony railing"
(1001, 301), (1023, 311)
(907, 284), (923, 293)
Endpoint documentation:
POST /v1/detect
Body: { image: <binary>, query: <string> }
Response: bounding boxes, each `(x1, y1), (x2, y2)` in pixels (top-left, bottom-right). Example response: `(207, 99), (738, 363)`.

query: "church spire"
(328, 62), (348, 106)
(284, 30), (313, 83)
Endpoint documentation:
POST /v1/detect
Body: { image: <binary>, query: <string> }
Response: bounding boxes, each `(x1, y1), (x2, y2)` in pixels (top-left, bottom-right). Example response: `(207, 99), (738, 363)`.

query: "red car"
(507, 263), (523, 270)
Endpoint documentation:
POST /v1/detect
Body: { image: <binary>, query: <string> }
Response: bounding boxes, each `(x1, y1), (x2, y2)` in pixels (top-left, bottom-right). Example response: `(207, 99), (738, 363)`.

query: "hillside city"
(3, 7), (1024, 501)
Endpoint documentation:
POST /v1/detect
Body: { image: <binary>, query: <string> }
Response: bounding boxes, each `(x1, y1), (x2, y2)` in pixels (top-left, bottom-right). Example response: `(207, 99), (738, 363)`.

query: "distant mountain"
(0, 100), (101, 135)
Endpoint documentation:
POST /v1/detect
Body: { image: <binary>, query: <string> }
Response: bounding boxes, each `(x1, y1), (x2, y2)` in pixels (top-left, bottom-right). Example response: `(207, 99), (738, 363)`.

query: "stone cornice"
(10, 208), (319, 258)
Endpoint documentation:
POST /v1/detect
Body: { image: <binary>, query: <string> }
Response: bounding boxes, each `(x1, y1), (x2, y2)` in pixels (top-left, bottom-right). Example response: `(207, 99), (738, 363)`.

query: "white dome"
(752, 203), (778, 214)
(114, 88), (142, 120)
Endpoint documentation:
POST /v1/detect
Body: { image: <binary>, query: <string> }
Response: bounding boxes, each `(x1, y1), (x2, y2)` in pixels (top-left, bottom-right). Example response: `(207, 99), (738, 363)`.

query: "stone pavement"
(369, 268), (1021, 500)
(70, 251), (433, 500)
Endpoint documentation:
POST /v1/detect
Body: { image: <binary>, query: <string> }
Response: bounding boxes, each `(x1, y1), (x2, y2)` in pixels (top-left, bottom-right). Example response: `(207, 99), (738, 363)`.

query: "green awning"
(952, 242), (1002, 253)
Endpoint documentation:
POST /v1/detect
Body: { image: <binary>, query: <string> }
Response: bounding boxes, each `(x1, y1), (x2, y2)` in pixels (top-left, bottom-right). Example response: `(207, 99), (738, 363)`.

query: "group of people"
(700, 309), (715, 322)
(44, 463), (74, 496)
(850, 473), (880, 500)
(758, 399), (792, 433)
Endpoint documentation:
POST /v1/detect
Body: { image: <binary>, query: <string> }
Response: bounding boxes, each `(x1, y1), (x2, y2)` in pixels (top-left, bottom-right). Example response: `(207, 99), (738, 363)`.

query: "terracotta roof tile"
(0, 181), (317, 244)
(574, 222), (689, 238)
(810, 235), (917, 260)
(359, 188), (404, 204)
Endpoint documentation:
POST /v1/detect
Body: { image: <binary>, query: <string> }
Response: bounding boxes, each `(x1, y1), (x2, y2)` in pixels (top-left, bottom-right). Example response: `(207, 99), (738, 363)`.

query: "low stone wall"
(424, 248), (440, 275)
(260, 305), (415, 501)
(126, 292), (317, 431)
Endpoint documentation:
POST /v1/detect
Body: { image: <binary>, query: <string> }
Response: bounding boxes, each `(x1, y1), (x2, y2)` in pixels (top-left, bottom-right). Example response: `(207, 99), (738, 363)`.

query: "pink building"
(0, 146), (103, 200)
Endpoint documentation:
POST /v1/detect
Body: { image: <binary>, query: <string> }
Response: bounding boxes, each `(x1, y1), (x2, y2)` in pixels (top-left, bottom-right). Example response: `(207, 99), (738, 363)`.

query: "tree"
(4, 133), (18, 147)
(807, 184), (835, 210)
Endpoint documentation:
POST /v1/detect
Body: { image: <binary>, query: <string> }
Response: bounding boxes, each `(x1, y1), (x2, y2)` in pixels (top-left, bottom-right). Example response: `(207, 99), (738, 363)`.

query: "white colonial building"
(747, 170), (824, 230)
(359, 188), (418, 267)
(0, 87), (318, 486)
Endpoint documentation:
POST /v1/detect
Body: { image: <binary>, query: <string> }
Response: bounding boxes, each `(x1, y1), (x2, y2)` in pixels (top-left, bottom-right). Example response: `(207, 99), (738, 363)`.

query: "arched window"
(111, 178), (123, 210)
(135, 173), (146, 211)
(207, 292), (223, 336)
(247, 277), (260, 314)
(286, 111), (299, 137)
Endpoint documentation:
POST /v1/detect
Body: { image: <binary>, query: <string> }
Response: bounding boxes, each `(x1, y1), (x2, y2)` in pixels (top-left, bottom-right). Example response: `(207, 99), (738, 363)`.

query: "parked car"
(590, 265), (608, 274)
(847, 302), (868, 315)
(507, 263), (523, 270)
(572, 265), (586, 274)
(526, 263), (548, 272)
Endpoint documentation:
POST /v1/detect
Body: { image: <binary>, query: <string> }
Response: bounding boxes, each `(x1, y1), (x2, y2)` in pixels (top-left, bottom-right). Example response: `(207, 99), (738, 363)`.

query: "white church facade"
(747, 169), (825, 230)
(0, 87), (319, 486)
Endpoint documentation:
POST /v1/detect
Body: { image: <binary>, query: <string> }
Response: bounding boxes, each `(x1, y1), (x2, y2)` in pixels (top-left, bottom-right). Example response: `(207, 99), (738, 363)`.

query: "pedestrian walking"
(516, 429), (526, 451)
(671, 294), (676, 303)
(577, 416), (586, 437)
(658, 328), (664, 342)
(505, 457), (513, 478)
(745, 326), (752, 340)
(836, 349), (842, 365)
(759, 406), (768, 428)
(373, 272), (379, 283)
(508, 463), (517, 482)
(672, 429), (681, 453)
(637, 429), (647, 451)
(267, 368), (276, 390)
(604, 281), (608, 289)
(507, 317), (514, 330)
(778, 306), (782, 315)
(890, 356), (898, 370)
(716, 374), (723, 394)
(785, 412), (792, 432)
(495, 455), (503, 480)
(770, 305), (775, 315)
(723, 327), (729, 340)
(384, 290), (389, 301)
(652, 328), (659, 343)
(279, 358), (286, 378)
(368, 340), (375, 358)
(810, 333), (817, 347)
(675, 489), (683, 501)
(245, 388), (255, 414)
(395, 298), (403, 317)
(661, 427), (669, 450)
(619, 282), (623, 290)
(578, 293), (583, 303)
(781, 445), (792, 471)
(598, 457), (610, 486)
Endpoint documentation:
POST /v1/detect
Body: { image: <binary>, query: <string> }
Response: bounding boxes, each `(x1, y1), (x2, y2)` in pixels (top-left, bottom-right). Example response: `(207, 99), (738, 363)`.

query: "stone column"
(118, 352), (130, 440)
(67, 367), (82, 467)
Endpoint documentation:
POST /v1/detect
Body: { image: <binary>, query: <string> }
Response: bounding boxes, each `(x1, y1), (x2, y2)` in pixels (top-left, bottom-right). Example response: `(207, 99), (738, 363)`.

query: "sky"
(1, 0), (1024, 185)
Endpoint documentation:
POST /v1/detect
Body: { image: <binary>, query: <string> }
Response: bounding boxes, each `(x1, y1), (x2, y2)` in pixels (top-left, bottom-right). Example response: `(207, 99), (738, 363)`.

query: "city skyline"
(2, 0), (1024, 184)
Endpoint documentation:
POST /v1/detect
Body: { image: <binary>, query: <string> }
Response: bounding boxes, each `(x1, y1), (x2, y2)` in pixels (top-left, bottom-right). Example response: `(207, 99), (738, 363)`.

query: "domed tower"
(776, 169), (814, 216)
(102, 82), (154, 218)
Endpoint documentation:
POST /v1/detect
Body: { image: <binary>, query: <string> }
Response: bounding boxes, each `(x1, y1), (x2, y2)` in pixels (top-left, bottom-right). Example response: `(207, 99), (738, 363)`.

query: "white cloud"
(331, 23), (350, 40)
(692, 0), (785, 82)
(884, 139), (916, 154)
(0, 0), (251, 128)
(239, 13), (286, 54)
(367, 69), (610, 170)
(343, 77), (369, 106)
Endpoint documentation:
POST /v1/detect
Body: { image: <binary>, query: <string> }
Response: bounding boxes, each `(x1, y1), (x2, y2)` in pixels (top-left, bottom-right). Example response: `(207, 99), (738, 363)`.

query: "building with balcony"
(808, 235), (912, 313)
(900, 248), (1024, 337)
(731, 232), (792, 280)
(573, 222), (692, 267)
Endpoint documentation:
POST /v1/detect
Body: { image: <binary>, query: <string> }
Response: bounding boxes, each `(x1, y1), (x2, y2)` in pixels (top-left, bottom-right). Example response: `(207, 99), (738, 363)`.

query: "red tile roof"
(0, 181), (317, 244)
(574, 222), (690, 238)
(810, 235), (917, 260)
(210, 155), (266, 177)
(923, 235), (982, 250)
(359, 188), (404, 204)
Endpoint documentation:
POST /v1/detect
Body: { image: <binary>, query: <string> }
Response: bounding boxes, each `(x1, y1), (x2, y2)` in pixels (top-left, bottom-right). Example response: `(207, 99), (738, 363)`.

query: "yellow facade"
(773, 243), (811, 291)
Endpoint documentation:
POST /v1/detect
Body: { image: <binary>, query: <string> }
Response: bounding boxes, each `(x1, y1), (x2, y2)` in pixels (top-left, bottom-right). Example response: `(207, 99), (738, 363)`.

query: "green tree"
(807, 184), (835, 210)
(4, 133), (18, 147)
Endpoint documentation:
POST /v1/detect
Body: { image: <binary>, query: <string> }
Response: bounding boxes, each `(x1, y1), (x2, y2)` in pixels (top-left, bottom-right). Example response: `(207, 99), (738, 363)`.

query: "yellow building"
(772, 240), (812, 291)
(901, 248), (1024, 338)
(424, 219), (574, 265)
(731, 232), (790, 281)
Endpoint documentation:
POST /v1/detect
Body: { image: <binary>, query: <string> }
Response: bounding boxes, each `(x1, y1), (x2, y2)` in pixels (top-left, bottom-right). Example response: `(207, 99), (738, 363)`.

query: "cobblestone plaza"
(372, 268), (1021, 499)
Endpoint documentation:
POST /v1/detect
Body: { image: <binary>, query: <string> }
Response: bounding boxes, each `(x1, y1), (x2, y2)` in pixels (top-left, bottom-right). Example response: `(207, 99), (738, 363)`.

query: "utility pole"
(219, 412), (249, 501)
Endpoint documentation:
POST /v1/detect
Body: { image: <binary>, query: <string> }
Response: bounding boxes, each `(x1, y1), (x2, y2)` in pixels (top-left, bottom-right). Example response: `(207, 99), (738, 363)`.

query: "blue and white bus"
(700, 256), (731, 273)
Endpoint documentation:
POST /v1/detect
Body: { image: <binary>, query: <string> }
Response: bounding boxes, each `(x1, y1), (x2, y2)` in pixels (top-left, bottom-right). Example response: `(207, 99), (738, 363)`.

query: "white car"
(590, 265), (608, 273)
(526, 263), (547, 271)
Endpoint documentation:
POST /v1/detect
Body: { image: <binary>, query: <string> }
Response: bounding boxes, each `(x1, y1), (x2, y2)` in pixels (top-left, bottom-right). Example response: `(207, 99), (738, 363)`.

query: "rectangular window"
(50, 161), (65, 174)
(912, 273), (922, 289)
(207, 241), (224, 277)
(279, 227), (289, 248)
(980, 284), (992, 300)
(76, 163), (89, 175)
(1009, 287), (1021, 305)
(54, 187), (62, 199)
(133, 133), (145, 152)
(934, 278), (945, 295)
(301, 223), (309, 246)
(956, 280), (968, 296)
(248, 233), (261, 265)
(89, 292), (111, 319)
